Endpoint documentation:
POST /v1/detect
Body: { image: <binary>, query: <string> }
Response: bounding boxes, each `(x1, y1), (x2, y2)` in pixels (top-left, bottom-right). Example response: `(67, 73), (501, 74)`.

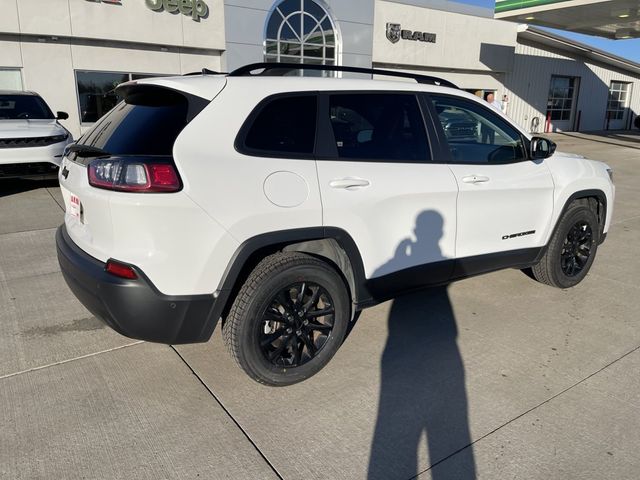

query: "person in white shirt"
(481, 92), (502, 143)
(485, 92), (503, 112)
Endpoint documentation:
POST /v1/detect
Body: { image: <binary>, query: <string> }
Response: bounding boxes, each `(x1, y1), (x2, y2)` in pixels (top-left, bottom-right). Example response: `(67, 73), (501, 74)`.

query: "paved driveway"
(1, 131), (639, 479)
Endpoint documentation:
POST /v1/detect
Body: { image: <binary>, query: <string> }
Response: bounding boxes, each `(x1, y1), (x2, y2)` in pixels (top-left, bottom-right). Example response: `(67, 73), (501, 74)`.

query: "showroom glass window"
(329, 94), (430, 162)
(75, 71), (171, 124)
(430, 95), (526, 164)
(0, 69), (23, 91)
(264, 0), (338, 72)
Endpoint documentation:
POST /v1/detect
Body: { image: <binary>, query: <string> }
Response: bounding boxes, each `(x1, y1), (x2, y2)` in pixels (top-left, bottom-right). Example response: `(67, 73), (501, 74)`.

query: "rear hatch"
(59, 77), (225, 263)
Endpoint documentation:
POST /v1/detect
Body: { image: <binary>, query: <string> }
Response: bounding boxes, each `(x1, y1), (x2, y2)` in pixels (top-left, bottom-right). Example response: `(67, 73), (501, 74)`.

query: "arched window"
(264, 0), (339, 68)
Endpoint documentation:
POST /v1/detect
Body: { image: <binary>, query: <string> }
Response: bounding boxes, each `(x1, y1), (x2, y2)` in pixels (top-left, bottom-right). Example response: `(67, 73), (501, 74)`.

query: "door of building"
(546, 76), (580, 132)
(606, 81), (632, 130)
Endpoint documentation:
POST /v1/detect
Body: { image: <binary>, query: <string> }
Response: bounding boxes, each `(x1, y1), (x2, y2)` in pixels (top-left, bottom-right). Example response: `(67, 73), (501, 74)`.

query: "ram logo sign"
(386, 23), (437, 44)
(386, 23), (402, 44)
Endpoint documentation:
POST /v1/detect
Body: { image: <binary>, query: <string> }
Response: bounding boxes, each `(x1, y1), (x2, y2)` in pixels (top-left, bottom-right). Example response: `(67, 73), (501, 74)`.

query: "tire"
(531, 200), (600, 289)
(222, 252), (350, 386)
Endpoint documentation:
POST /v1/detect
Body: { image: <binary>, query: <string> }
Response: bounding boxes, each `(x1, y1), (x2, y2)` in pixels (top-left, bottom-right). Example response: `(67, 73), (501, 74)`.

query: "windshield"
(0, 95), (55, 120)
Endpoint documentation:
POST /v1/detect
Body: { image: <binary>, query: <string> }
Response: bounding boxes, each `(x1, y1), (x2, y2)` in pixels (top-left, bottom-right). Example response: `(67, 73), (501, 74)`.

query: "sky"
(453, 0), (640, 63)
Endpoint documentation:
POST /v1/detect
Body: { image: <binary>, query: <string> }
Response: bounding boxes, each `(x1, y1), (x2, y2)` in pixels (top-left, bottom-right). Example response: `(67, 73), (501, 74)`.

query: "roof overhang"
(518, 24), (640, 74)
(496, 0), (640, 39)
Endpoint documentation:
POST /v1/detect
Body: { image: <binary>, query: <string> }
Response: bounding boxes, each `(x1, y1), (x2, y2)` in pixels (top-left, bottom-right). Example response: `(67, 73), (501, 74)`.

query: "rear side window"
(242, 95), (317, 156)
(78, 90), (189, 156)
(329, 94), (430, 162)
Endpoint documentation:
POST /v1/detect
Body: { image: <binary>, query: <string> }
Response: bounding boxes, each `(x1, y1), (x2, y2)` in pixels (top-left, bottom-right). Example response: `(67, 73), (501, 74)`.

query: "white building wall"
(505, 38), (640, 133)
(0, 0), (225, 138)
(373, 0), (517, 76)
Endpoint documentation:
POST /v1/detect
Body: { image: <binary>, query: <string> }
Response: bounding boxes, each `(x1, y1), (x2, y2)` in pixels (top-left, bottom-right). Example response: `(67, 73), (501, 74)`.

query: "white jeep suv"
(56, 64), (614, 386)
(0, 91), (72, 179)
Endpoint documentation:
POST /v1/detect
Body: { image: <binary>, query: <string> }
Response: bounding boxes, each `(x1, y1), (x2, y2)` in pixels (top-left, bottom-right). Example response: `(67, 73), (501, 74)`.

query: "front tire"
(531, 200), (600, 289)
(222, 252), (350, 386)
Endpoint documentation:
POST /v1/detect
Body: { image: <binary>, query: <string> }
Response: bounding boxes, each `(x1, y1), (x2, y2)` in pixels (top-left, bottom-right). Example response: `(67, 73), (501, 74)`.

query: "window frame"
(546, 75), (580, 123)
(235, 91), (321, 160)
(423, 92), (531, 165)
(606, 80), (632, 121)
(263, 0), (340, 70)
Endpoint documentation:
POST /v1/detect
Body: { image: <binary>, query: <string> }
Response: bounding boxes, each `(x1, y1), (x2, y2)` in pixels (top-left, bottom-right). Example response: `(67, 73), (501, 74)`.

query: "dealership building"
(1, 0), (639, 139)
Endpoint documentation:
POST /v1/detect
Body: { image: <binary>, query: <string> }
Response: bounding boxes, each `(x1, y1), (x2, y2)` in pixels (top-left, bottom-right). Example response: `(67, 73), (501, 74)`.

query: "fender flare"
(536, 188), (608, 263)
(208, 227), (372, 327)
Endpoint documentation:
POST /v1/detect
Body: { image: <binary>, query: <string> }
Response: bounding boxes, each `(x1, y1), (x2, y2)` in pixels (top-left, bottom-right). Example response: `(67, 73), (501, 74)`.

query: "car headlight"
(606, 168), (614, 183)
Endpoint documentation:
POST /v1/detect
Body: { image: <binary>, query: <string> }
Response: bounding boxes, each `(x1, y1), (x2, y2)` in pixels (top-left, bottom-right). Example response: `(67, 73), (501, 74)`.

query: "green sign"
(495, 0), (573, 14)
(146, 0), (209, 22)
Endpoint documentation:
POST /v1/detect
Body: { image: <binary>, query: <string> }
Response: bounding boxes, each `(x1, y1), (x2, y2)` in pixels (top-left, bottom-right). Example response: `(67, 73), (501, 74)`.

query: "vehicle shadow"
(366, 211), (476, 480)
(0, 178), (59, 198)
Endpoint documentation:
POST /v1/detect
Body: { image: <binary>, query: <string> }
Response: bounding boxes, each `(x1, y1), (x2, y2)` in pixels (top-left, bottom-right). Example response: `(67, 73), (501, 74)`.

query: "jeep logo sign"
(386, 22), (437, 44)
(145, 0), (209, 22)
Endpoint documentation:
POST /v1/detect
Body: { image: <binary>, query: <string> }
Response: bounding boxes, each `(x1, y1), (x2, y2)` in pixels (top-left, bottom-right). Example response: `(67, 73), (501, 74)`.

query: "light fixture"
(525, 16), (535, 20)
(618, 13), (630, 18)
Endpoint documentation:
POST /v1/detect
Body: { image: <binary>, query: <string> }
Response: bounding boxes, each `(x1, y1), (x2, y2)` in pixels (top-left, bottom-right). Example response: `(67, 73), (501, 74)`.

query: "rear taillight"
(88, 158), (181, 193)
(106, 260), (138, 280)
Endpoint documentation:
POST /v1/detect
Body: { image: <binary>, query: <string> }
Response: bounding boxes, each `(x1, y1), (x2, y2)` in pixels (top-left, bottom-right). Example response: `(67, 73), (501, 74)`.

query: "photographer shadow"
(367, 211), (476, 480)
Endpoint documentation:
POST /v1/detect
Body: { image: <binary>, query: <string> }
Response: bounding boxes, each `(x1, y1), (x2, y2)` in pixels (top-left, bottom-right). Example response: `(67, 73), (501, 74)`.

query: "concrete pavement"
(1, 131), (639, 479)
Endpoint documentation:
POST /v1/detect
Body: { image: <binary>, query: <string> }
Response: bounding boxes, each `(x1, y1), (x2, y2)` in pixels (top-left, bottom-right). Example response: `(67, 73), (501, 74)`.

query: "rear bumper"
(56, 225), (219, 344)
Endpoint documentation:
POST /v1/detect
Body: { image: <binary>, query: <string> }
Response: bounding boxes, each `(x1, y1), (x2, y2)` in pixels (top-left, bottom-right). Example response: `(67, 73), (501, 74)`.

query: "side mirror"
(57, 111), (69, 120)
(530, 136), (556, 160)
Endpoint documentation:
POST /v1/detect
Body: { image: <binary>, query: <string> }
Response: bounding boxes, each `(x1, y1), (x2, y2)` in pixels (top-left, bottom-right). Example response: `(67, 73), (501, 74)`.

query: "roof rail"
(228, 63), (459, 89)
(183, 68), (227, 76)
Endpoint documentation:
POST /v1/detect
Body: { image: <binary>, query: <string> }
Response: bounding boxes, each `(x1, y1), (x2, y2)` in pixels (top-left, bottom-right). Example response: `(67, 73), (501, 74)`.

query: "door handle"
(329, 178), (371, 190)
(462, 175), (490, 184)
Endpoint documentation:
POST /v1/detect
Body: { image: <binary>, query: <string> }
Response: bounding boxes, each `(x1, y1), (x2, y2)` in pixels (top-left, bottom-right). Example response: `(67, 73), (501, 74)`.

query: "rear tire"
(531, 200), (600, 289)
(222, 252), (350, 386)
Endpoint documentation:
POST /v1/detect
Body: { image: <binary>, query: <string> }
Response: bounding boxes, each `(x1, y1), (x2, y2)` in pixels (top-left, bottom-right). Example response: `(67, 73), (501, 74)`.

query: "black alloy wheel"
(560, 221), (593, 277)
(223, 252), (350, 386)
(530, 199), (600, 289)
(259, 282), (335, 368)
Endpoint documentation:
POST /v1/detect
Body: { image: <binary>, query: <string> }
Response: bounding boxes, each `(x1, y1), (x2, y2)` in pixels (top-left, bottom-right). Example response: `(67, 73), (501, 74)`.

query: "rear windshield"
(0, 95), (55, 120)
(78, 94), (189, 156)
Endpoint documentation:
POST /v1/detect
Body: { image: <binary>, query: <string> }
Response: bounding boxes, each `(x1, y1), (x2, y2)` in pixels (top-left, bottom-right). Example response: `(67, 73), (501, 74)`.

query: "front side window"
(430, 95), (526, 164)
(243, 95), (317, 155)
(329, 94), (430, 162)
(264, 0), (338, 71)
(0, 95), (54, 120)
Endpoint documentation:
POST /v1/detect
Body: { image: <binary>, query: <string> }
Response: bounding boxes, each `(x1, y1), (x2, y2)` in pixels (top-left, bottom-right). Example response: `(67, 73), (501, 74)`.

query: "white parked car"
(0, 90), (72, 179)
(56, 64), (615, 386)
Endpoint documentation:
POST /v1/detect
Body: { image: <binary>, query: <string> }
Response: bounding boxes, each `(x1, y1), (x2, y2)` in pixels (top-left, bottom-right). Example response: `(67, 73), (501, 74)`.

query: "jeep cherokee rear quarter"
(56, 65), (614, 386)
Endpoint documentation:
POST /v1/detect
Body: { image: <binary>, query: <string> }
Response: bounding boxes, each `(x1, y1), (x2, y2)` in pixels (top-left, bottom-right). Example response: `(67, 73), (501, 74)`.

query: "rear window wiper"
(66, 143), (111, 158)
